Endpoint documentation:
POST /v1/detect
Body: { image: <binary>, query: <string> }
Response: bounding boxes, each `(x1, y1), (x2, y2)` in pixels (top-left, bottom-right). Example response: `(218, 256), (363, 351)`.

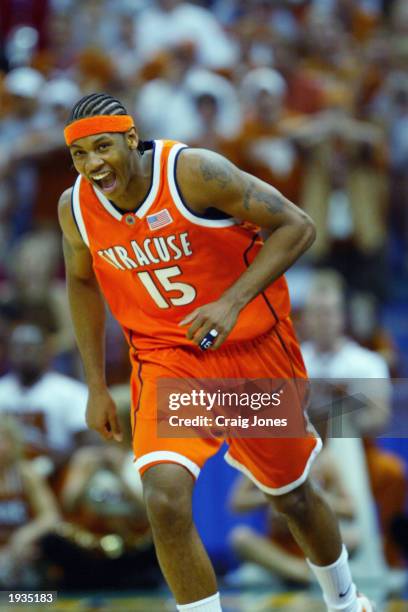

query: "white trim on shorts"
(224, 435), (323, 496)
(134, 451), (201, 479)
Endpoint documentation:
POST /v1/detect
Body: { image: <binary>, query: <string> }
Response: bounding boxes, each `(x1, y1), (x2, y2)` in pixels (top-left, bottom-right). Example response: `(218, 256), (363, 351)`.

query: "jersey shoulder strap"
(70, 175), (90, 246)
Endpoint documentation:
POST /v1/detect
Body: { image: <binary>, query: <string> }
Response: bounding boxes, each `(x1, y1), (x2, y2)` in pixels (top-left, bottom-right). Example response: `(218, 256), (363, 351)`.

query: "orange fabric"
(72, 138), (313, 490)
(131, 317), (320, 493)
(76, 139), (291, 352)
(64, 115), (134, 146)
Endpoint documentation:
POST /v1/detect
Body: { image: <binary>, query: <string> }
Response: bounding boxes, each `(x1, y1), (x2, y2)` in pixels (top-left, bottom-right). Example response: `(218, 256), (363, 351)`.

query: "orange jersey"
(71, 140), (291, 352)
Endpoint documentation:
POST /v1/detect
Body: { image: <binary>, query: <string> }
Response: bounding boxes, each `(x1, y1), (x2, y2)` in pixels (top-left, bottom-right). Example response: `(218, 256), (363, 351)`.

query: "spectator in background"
(0, 324), (88, 479)
(348, 292), (399, 376)
(0, 416), (60, 589)
(110, 9), (143, 86)
(0, 67), (45, 243)
(228, 2), (276, 78)
(136, 43), (242, 144)
(0, 0), (49, 56)
(31, 78), (81, 227)
(301, 271), (407, 567)
(226, 68), (302, 205)
(301, 10), (360, 107)
(44, 444), (159, 590)
(74, 48), (122, 97)
(185, 69), (241, 149)
(41, 382), (159, 591)
(38, 10), (76, 71)
(0, 73), (79, 253)
(0, 320), (8, 378)
(273, 43), (325, 115)
(135, 41), (199, 140)
(296, 108), (388, 300)
(0, 231), (77, 366)
(70, 0), (124, 54)
(134, 0), (238, 70)
(372, 70), (408, 272)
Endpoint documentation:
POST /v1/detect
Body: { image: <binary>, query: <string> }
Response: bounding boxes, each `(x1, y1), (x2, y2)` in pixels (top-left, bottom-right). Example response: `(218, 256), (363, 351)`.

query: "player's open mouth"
(91, 171), (117, 194)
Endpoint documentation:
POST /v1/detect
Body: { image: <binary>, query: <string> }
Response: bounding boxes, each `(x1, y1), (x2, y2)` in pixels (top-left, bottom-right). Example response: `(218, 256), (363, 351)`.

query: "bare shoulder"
(177, 148), (238, 187)
(57, 187), (74, 233)
(58, 187), (73, 214)
(175, 146), (313, 231)
(176, 147), (242, 213)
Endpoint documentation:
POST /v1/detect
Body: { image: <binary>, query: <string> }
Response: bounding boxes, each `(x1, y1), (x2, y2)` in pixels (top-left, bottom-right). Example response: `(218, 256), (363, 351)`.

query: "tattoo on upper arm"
(243, 182), (255, 210)
(243, 180), (285, 215)
(199, 157), (233, 189)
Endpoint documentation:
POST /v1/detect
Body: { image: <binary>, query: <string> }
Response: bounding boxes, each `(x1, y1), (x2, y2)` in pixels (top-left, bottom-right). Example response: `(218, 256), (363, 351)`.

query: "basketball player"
(59, 93), (374, 612)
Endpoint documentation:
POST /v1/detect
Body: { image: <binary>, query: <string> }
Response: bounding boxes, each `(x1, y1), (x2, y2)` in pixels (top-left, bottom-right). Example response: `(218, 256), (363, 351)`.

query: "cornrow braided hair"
(68, 93), (127, 123)
(67, 92), (146, 154)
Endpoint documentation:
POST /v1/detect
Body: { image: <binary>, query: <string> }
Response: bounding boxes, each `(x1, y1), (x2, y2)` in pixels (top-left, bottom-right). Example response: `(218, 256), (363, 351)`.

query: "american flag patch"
(146, 209), (173, 231)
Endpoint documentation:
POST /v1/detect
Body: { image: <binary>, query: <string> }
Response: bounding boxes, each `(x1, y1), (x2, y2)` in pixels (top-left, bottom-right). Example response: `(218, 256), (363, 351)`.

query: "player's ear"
(126, 127), (139, 151)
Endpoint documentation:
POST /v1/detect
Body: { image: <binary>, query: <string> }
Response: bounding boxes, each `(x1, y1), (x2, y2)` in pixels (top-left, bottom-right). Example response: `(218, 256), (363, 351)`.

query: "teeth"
(92, 172), (111, 180)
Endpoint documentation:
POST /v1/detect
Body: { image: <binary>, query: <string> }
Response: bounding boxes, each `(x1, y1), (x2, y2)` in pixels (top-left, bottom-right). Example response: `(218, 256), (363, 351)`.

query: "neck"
(111, 147), (153, 211)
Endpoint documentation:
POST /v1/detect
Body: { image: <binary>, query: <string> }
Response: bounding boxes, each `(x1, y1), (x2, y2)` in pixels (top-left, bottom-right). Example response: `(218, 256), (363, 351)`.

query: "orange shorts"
(130, 317), (321, 495)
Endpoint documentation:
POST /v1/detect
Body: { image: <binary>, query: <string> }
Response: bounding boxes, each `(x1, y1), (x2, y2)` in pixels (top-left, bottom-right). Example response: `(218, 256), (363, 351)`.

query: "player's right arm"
(58, 189), (122, 442)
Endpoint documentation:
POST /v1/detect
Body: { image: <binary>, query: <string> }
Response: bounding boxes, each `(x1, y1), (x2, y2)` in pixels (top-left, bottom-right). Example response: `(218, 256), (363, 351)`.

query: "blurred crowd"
(0, 0), (407, 593)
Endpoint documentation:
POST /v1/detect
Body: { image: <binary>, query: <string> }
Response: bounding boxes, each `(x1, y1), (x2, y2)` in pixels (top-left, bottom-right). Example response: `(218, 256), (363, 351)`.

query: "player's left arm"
(178, 148), (316, 349)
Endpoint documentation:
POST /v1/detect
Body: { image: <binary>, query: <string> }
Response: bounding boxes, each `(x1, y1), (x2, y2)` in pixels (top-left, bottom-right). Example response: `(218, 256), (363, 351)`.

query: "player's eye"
(98, 143), (110, 152)
(73, 150), (85, 158)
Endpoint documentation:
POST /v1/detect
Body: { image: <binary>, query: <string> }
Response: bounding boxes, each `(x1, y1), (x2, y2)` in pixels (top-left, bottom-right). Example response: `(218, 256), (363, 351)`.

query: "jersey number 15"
(136, 265), (196, 309)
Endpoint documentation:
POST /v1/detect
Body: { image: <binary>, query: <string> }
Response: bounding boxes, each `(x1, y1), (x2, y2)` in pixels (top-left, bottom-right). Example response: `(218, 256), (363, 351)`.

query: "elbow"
(298, 214), (316, 252)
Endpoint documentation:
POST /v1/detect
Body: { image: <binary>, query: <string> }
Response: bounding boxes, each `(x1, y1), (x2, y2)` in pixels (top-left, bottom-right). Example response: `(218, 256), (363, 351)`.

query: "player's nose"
(86, 152), (105, 173)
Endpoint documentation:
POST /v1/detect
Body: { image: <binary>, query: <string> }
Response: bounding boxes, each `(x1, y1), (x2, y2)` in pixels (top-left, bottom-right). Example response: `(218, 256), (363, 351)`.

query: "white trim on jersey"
(167, 143), (237, 228)
(91, 140), (164, 221)
(136, 140), (164, 217)
(93, 185), (122, 220)
(224, 435), (322, 496)
(133, 450), (201, 479)
(72, 175), (90, 246)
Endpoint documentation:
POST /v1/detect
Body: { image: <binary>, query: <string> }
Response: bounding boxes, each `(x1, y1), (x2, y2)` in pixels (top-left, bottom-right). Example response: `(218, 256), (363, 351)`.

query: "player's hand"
(86, 387), (123, 442)
(179, 297), (240, 350)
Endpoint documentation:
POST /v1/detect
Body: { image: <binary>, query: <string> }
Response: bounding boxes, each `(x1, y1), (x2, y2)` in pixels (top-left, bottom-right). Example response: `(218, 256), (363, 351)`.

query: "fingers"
(87, 411), (122, 442)
(179, 308), (200, 327)
(180, 307), (213, 342)
(209, 330), (228, 351)
(101, 422), (114, 441)
(86, 413), (109, 440)
(108, 407), (123, 442)
(186, 315), (207, 340)
(179, 304), (235, 350)
(191, 318), (218, 343)
(194, 322), (227, 350)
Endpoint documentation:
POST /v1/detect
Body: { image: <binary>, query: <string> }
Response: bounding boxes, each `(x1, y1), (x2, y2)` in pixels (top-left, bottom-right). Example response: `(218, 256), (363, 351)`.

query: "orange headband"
(64, 115), (135, 146)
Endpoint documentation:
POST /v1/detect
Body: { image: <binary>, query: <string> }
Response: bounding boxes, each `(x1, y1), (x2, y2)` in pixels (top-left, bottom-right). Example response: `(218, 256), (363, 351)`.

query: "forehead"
(70, 131), (123, 150)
